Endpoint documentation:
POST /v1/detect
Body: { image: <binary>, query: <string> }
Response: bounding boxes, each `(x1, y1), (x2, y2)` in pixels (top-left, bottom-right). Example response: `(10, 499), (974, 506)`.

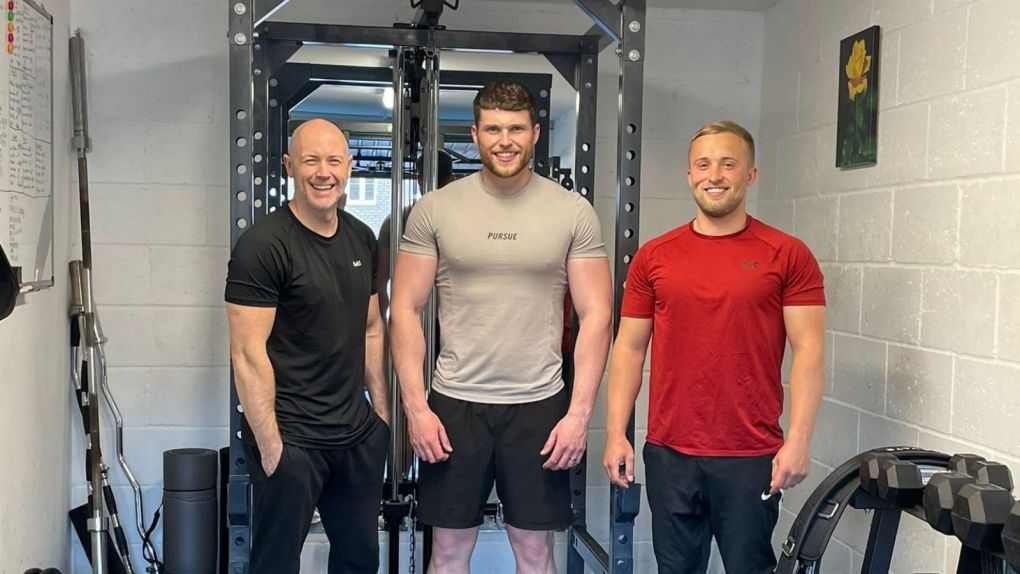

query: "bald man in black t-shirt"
(226, 119), (390, 574)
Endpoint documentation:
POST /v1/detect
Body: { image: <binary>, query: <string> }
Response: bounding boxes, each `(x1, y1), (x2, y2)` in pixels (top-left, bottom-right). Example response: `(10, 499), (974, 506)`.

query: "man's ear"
(283, 154), (294, 177)
(746, 166), (758, 186)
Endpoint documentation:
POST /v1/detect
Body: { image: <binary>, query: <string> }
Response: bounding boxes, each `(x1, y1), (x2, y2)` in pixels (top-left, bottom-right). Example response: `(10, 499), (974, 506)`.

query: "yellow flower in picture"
(845, 38), (871, 101)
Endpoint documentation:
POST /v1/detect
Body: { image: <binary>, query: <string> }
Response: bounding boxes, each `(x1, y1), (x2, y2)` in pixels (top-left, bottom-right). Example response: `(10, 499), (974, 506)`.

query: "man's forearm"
(605, 345), (645, 439)
(785, 350), (825, 446)
(365, 327), (389, 421)
(232, 350), (280, 446)
(390, 307), (429, 413)
(567, 311), (612, 423)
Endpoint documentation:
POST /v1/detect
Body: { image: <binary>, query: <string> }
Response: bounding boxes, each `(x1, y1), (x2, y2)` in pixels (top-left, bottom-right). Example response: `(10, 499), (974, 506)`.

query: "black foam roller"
(164, 448), (218, 574)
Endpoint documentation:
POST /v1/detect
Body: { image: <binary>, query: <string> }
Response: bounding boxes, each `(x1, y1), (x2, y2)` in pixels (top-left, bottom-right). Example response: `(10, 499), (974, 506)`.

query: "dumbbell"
(923, 472), (974, 534)
(973, 460), (1014, 491)
(1004, 499), (1020, 570)
(951, 482), (1014, 552)
(877, 459), (925, 507)
(950, 453), (987, 476)
(949, 454), (1013, 490)
(858, 453), (925, 507)
(859, 452), (898, 497)
(923, 455), (1014, 535)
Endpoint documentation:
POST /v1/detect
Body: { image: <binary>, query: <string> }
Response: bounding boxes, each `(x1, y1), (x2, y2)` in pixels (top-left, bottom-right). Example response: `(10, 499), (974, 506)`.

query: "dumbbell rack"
(775, 447), (1020, 574)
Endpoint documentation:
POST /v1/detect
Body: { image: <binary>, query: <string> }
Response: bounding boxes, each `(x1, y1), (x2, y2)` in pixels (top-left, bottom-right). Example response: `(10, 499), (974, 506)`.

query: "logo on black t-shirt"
(353, 260), (363, 267)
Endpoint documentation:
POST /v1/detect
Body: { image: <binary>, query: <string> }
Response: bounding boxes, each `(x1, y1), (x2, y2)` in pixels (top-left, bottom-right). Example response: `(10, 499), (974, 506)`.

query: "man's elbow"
(230, 342), (263, 370)
(228, 344), (246, 366)
(790, 338), (825, 360)
(579, 306), (613, 334)
(390, 298), (426, 322)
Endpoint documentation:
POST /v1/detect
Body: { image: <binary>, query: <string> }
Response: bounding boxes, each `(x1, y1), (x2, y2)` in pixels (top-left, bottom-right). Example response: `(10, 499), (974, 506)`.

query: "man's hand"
(603, 435), (635, 488)
(541, 412), (588, 470)
(770, 440), (811, 494)
(406, 407), (452, 463)
(259, 435), (284, 477)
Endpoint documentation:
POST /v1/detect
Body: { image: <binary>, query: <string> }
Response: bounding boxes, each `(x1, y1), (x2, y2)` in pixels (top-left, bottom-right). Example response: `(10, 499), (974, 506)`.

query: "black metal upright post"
(251, 39), (270, 219)
(227, 2), (256, 572)
(609, 3), (645, 573)
(266, 76), (283, 208)
(566, 47), (600, 574)
(528, 77), (553, 176)
(227, 2), (290, 573)
(262, 41), (301, 208)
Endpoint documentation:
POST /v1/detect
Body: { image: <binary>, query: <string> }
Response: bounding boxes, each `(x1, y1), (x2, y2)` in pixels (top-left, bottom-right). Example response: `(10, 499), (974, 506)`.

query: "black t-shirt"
(225, 205), (380, 448)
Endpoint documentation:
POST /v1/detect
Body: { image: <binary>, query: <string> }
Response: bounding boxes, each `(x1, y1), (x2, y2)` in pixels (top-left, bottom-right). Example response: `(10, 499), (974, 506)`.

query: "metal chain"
(408, 495), (417, 574)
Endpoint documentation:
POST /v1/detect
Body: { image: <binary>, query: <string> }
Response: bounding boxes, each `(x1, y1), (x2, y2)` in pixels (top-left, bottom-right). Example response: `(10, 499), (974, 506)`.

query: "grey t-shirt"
(400, 171), (606, 403)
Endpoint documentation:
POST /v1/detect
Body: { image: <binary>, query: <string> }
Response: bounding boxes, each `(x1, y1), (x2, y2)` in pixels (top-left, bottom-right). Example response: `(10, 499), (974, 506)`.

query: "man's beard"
(480, 144), (533, 179)
(693, 189), (743, 218)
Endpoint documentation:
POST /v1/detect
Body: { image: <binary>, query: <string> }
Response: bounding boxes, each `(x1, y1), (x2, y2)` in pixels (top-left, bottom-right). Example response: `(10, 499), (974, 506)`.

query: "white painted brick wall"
(896, 11), (966, 105)
(891, 183), (959, 264)
(64, 0), (229, 570)
(762, 0), (1020, 568)
(959, 178), (1020, 267)
(886, 345), (954, 434)
(832, 334), (887, 413)
(838, 190), (892, 262)
(0, 0), (74, 570)
(822, 264), (862, 333)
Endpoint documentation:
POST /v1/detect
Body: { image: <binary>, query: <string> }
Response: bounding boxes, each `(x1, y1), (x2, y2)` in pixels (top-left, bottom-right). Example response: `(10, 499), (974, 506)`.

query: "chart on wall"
(0, 0), (53, 289)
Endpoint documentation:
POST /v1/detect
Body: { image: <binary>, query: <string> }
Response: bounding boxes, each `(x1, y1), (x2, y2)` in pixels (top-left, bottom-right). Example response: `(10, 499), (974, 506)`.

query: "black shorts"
(417, 389), (572, 531)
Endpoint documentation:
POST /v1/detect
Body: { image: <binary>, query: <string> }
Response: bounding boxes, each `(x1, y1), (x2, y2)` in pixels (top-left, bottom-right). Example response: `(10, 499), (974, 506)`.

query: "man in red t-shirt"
(603, 121), (826, 573)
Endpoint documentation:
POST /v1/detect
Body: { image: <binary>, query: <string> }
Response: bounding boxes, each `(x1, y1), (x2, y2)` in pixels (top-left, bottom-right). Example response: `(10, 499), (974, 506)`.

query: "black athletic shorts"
(417, 389), (572, 531)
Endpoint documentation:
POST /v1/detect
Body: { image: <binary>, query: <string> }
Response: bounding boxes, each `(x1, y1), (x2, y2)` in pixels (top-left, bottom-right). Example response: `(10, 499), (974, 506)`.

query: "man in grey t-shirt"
(391, 80), (612, 573)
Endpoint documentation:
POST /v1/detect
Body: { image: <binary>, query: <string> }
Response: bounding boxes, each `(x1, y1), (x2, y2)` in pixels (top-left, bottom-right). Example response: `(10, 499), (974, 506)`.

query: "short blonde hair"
(690, 121), (755, 165)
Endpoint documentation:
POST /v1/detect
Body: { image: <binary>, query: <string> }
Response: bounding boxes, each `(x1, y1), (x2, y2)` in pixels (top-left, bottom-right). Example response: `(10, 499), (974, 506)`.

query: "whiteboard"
(0, 0), (53, 290)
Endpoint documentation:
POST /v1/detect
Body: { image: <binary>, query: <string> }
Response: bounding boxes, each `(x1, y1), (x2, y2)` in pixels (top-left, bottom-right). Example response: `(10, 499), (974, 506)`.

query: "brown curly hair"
(473, 80), (538, 125)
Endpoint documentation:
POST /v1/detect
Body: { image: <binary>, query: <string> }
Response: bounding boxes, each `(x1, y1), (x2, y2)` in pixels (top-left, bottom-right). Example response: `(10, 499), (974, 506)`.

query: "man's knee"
(430, 526), (480, 569)
(507, 527), (554, 570)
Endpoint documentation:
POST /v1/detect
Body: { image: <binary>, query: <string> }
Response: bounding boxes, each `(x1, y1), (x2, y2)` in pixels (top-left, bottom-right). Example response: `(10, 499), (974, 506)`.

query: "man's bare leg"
(507, 525), (555, 574)
(429, 526), (480, 574)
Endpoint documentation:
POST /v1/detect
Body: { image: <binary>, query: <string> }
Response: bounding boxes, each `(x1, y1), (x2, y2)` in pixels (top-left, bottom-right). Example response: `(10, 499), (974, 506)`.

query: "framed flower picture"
(836, 25), (880, 168)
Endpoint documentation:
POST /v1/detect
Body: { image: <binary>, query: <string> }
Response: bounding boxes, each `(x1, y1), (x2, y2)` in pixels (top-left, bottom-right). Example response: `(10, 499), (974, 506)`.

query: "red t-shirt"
(621, 216), (825, 456)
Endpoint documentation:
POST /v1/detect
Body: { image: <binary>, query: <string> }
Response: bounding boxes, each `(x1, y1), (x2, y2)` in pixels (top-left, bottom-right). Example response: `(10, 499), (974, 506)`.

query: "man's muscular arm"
(390, 251), (452, 463)
(770, 305), (826, 494)
(603, 317), (653, 487)
(227, 303), (283, 476)
(541, 256), (613, 470)
(364, 294), (390, 424)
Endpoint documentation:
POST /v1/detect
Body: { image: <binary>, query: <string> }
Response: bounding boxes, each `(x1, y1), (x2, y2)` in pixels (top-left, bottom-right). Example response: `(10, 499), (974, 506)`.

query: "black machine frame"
(228, 1), (646, 572)
(273, 64), (554, 194)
